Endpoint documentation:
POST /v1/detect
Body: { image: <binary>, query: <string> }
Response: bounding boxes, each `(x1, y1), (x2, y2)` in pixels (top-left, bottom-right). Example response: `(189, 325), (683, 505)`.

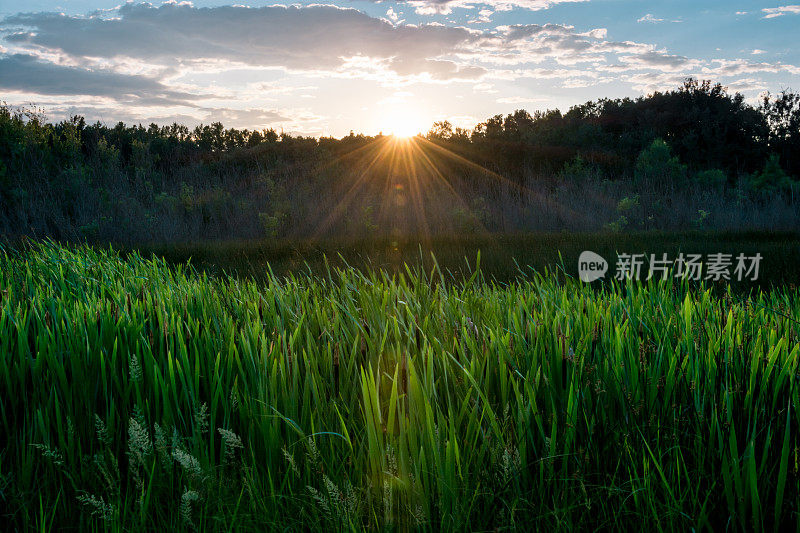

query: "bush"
(750, 154), (794, 196)
(634, 139), (687, 187)
(258, 211), (286, 237)
(559, 155), (593, 182)
(695, 169), (727, 189)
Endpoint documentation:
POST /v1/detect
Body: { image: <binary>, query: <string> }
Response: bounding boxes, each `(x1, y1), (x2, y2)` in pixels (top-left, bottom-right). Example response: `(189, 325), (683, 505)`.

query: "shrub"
(750, 154), (794, 196)
(616, 194), (639, 213)
(559, 155), (593, 182)
(634, 139), (687, 186)
(258, 211), (286, 237)
(695, 169), (727, 189)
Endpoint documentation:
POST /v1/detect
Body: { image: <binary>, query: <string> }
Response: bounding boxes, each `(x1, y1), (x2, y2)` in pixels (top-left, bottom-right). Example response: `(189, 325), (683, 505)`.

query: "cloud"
(637, 14), (664, 23)
(637, 13), (680, 23)
(0, 53), (198, 105)
(702, 59), (800, 76)
(10, 100), (325, 132)
(619, 50), (700, 72)
(3, 1), (795, 134)
(402, 0), (588, 16)
(496, 96), (546, 104)
(4, 3), (481, 80)
(469, 9), (494, 23)
(500, 23), (580, 41)
(624, 71), (689, 93)
(473, 82), (498, 93)
(762, 5), (800, 18)
(2, 2), (751, 93)
(724, 78), (767, 93)
(483, 23), (624, 66)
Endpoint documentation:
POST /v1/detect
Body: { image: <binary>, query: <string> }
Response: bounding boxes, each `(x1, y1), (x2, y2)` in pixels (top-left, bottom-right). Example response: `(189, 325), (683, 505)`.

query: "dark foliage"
(0, 78), (798, 243)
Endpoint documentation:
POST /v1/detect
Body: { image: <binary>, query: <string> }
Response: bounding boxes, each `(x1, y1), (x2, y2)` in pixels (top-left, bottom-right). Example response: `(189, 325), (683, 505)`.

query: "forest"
(1, 79), (798, 244)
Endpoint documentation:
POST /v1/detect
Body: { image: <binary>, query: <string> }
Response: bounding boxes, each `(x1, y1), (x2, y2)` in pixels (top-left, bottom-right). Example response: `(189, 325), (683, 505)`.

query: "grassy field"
(1, 241), (800, 530)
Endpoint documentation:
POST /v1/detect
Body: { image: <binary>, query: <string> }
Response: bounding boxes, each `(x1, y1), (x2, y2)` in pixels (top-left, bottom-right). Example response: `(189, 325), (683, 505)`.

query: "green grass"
(1, 240), (800, 531)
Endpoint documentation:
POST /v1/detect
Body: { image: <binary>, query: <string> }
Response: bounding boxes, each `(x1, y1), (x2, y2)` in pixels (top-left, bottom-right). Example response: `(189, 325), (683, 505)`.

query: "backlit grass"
(1, 241), (799, 530)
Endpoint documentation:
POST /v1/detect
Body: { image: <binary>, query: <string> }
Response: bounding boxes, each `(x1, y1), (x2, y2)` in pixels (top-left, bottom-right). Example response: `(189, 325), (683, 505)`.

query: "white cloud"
(724, 78), (767, 93)
(637, 13), (680, 23)
(395, 0), (588, 16)
(703, 58), (800, 76)
(762, 5), (800, 18)
(496, 96), (546, 103)
(473, 82), (498, 93)
(471, 8), (494, 23)
(3, 1), (798, 133)
(637, 14), (664, 23)
(624, 71), (688, 93)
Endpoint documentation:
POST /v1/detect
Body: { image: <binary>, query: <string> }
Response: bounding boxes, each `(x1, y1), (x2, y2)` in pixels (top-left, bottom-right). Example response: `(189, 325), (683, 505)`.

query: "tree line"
(0, 78), (798, 243)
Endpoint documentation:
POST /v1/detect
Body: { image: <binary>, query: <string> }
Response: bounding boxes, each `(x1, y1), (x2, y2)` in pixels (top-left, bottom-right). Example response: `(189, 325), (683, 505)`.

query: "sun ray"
(414, 136), (590, 223)
(400, 138), (431, 240)
(311, 137), (393, 239)
(407, 138), (491, 235)
(309, 113), (598, 241)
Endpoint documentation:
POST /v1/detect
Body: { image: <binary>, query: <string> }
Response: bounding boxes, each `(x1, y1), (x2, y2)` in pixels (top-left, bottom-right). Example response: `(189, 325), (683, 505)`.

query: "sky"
(1, 1), (799, 137)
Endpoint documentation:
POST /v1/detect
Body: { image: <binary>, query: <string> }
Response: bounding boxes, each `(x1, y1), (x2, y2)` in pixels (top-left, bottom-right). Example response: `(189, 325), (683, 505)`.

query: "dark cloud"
(5, 3), (482, 79)
(0, 53), (198, 104)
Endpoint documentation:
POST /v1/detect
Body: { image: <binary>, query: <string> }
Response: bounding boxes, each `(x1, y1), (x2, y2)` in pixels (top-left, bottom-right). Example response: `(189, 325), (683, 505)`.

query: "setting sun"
(380, 107), (427, 138)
